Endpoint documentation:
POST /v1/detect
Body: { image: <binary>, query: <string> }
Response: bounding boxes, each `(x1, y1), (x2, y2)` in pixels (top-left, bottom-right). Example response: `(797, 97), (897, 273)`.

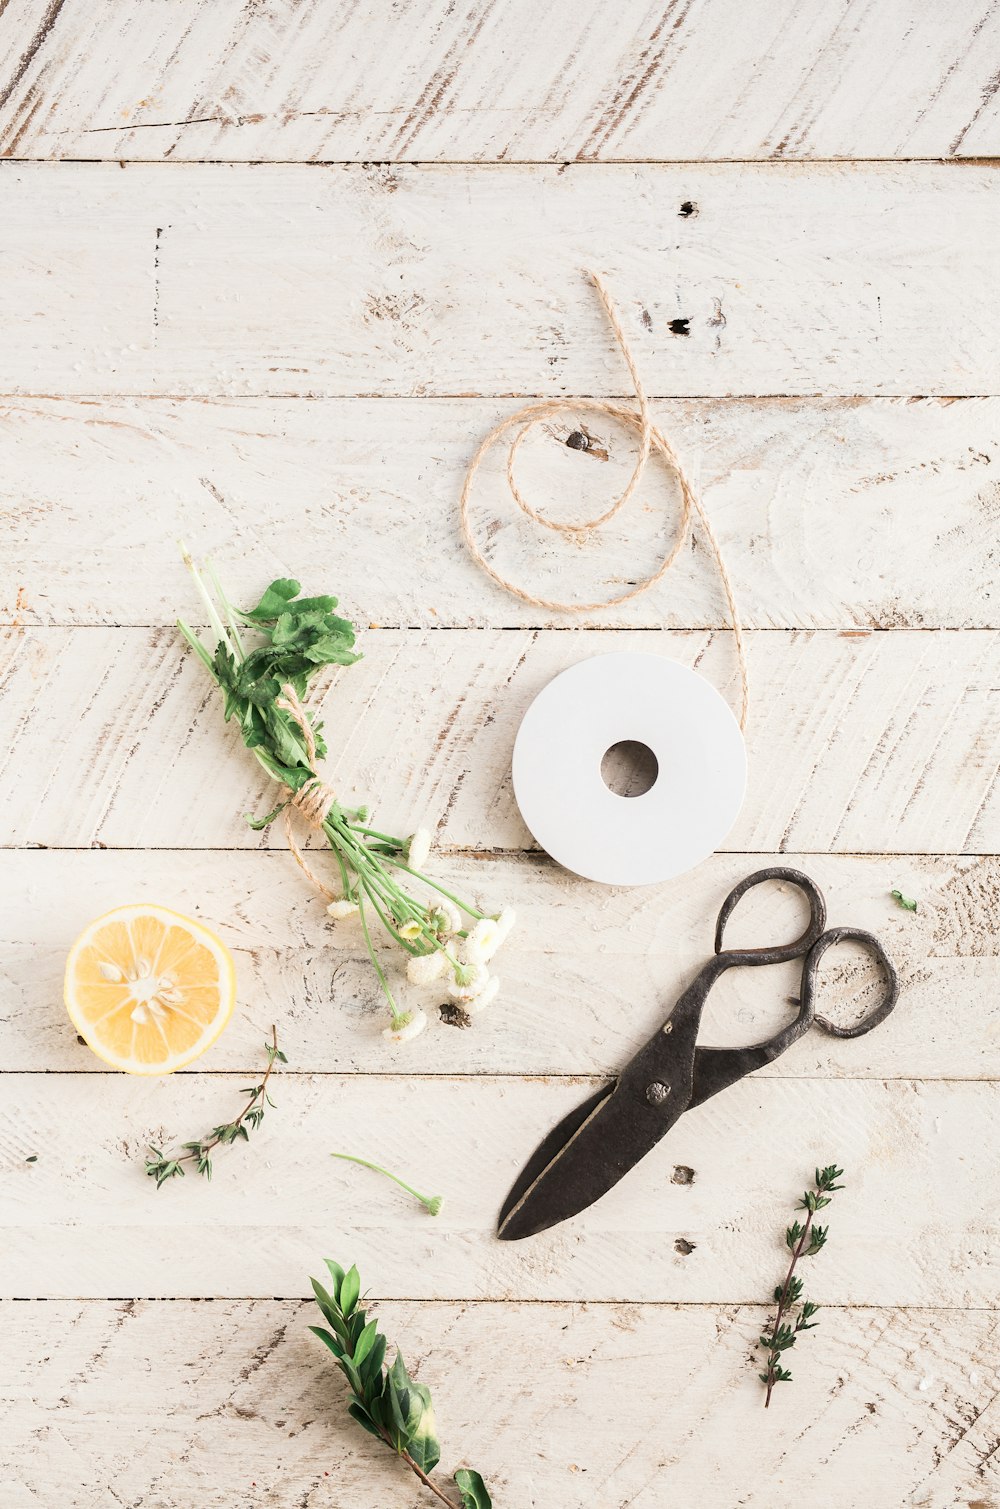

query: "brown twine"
(275, 683), (339, 900)
(458, 270), (749, 731)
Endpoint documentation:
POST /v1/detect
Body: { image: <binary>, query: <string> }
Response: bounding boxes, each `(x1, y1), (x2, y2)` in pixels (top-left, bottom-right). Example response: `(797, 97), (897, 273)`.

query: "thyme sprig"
(331, 1152), (443, 1215)
(144, 1028), (286, 1188)
(178, 555), (515, 1042)
(759, 1164), (844, 1407)
(310, 1260), (491, 1508)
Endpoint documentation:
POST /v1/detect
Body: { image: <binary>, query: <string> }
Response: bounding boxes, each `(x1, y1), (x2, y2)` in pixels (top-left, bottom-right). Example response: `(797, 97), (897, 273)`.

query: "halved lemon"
(65, 904), (237, 1074)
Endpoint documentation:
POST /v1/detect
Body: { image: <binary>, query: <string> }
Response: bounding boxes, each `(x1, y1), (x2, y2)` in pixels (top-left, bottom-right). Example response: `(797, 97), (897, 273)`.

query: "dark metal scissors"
(498, 867), (899, 1241)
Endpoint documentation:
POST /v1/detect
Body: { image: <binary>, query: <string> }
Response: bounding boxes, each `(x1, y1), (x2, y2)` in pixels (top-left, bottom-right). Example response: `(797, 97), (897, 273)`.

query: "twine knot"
(274, 683), (339, 900)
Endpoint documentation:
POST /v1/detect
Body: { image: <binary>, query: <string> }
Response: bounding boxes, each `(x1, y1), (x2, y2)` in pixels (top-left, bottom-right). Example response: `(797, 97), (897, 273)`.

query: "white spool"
(511, 653), (747, 886)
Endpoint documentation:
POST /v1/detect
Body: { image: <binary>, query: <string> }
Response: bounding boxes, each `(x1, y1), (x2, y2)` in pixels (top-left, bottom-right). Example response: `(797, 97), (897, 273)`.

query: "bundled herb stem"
(310, 1260), (491, 1509)
(145, 1028), (286, 1187)
(179, 555), (515, 1043)
(759, 1164), (844, 1407)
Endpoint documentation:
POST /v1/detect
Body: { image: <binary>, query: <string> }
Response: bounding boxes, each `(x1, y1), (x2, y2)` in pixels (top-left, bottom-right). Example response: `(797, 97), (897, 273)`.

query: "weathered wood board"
(3, 395), (1000, 632)
(4, 1299), (996, 1509)
(0, 164), (999, 397)
(4, 627), (999, 854)
(1, 850), (988, 1077)
(2, 0), (1000, 163)
(1, 1072), (996, 1303)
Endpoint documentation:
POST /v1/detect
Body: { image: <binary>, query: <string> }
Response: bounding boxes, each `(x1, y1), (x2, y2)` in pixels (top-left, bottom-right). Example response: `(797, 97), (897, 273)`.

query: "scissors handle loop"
(714, 866), (827, 966)
(805, 926), (899, 1038)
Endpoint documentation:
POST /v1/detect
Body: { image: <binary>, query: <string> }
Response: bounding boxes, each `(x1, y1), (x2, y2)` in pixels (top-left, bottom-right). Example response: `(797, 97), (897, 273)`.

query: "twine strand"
(458, 271), (749, 731)
(275, 683), (339, 901)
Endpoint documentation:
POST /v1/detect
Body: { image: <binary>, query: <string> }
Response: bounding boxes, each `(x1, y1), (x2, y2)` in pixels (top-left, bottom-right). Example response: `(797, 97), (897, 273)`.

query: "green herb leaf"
(310, 1259), (491, 1506)
(454, 1468), (493, 1508)
(404, 1380), (440, 1475)
(142, 1028), (285, 1191)
(340, 1265), (361, 1317)
(239, 579), (302, 622)
(891, 888), (918, 912)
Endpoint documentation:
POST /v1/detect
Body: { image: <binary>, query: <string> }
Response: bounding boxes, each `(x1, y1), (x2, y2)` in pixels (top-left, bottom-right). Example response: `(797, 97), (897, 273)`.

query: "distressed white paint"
(3, 627), (999, 854)
(3, 395), (1000, 631)
(0, 164), (999, 397)
(0, 850), (990, 1077)
(3, 1299), (997, 1509)
(0, 1073), (996, 1304)
(2, 0), (1000, 162)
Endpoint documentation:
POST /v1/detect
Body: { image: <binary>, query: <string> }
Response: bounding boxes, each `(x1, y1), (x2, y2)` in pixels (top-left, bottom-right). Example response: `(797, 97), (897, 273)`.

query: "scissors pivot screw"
(646, 1081), (671, 1106)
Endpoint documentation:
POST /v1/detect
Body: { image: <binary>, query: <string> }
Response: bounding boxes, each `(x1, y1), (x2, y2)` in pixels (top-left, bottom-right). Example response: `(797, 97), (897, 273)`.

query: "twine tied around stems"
(458, 270), (749, 732)
(275, 683), (339, 900)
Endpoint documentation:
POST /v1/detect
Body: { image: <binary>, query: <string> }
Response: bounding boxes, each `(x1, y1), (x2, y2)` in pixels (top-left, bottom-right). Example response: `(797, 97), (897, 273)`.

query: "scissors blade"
(497, 1073), (688, 1241)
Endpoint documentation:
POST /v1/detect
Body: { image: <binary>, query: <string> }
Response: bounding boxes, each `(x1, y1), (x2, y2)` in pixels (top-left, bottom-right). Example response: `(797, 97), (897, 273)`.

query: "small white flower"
(406, 827), (433, 869)
(327, 899), (360, 920)
(493, 907), (516, 946)
(463, 974), (500, 1016)
(399, 919), (423, 942)
(382, 1009), (428, 1044)
(407, 950), (447, 985)
(428, 900), (462, 937)
(448, 960), (491, 1002)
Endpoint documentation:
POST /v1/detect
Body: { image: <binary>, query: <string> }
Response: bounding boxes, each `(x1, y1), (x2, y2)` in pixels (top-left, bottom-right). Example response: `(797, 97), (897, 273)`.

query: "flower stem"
(389, 861), (487, 921)
(330, 1153), (441, 1215)
(357, 890), (400, 1023)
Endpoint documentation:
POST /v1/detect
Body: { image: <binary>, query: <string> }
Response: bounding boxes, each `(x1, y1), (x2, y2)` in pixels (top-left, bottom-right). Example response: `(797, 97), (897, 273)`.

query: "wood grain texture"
(3, 627), (999, 855)
(0, 849), (993, 1078)
(1, 163), (999, 397)
(1, 1072), (998, 1303)
(4, 394), (1000, 631)
(3, 1299), (997, 1509)
(3, 0), (1000, 163)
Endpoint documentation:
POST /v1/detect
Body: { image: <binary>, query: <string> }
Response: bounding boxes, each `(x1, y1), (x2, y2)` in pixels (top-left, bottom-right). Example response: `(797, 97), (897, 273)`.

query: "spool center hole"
(601, 740), (659, 798)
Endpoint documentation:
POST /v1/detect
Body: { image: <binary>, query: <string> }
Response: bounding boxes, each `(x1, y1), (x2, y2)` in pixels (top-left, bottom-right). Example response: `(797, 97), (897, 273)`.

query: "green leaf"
(239, 579), (301, 622)
(384, 1373), (411, 1442)
(454, 1468), (492, 1508)
(891, 888), (918, 912)
(310, 1277), (347, 1337)
(340, 1265), (361, 1317)
(347, 1400), (382, 1439)
(309, 1325), (345, 1360)
(404, 1380), (440, 1476)
(359, 1333), (387, 1392)
(353, 1319), (380, 1368)
(324, 1260), (346, 1306)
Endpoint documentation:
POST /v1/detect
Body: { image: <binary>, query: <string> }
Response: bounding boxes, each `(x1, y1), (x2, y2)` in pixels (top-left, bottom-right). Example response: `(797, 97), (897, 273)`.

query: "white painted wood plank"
(0, 1073), (995, 1303)
(4, 395), (1000, 631)
(2, 1299), (996, 1508)
(3, 627), (998, 854)
(0, 849), (990, 1079)
(3, 0), (1000, 163)
(0, 164), (998, 396)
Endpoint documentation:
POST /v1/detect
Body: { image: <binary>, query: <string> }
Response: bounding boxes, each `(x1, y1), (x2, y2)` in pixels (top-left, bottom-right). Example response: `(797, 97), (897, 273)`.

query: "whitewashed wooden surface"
(2, 7), (1000, 1508)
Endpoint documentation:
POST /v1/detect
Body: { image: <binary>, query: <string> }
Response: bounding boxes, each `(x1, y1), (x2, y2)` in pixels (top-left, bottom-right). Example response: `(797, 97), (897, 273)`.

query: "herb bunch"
(179, 556), (514, 1044)
(145, 1029), (286, 1187)
(310, 1260), (491, 1508)
(759, 1164), (844, 1407)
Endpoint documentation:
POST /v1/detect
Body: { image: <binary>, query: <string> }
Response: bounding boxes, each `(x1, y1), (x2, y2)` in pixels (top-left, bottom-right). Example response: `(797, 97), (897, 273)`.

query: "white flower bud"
(327, 899), (360, 920)
(463, 974), (500, 1016)
(382, 1008), (428, 1044)
(407, 951), (447, 985)
(406, 827), (433, 869)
